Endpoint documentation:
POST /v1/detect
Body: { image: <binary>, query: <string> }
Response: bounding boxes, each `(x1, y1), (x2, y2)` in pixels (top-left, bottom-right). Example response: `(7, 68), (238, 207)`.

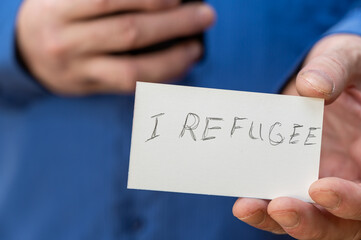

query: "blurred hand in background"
(17, 0), (215, 95)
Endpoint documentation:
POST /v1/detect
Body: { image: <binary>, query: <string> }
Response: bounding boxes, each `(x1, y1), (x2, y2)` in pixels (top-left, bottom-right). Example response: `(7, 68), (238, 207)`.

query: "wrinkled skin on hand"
(233, 34), (361, 240)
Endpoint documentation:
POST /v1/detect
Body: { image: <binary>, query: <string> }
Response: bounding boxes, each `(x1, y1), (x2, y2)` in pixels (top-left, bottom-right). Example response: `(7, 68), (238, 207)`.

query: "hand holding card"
(233, 34), (361, 240)
(128, 82), (324, 202)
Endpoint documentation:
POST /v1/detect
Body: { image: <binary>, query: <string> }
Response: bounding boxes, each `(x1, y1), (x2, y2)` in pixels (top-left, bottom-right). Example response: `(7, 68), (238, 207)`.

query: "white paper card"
(128, 82), (324, 202)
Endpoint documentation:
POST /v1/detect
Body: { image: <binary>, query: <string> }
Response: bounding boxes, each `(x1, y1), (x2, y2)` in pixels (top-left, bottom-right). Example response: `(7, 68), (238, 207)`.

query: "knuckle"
(339, 36), (361, 71)
(86, 65), (101, 80)
(324, 51), (347, 78)
(43, 32), (68, 59)
(120, 16), (139, 49)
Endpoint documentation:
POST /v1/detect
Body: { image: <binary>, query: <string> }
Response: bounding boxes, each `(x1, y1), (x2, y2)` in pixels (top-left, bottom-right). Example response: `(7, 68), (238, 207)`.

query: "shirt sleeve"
(0, 0), (47, 104)
(273, 2), (361, 93)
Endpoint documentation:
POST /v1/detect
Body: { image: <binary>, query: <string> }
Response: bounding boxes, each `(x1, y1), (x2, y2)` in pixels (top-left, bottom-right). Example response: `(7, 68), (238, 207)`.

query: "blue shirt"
(1, 1), (361, 239)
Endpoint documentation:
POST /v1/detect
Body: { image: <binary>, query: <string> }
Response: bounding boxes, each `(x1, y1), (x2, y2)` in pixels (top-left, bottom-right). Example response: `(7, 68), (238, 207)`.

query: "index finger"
(232, 198), (286, 234)
(268, 197), (361, 240)
(309, 177), (361, 221)
(61, 0), (180, 20)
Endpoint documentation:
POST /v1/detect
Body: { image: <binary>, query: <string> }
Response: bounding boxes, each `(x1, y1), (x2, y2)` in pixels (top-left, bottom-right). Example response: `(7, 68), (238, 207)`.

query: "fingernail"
(271, 211), (299, 228)
(197, 5), (215, 26)
(187, 43), (201, 60)
(299, 70), (335, 96)
(239, 210), (266, 225)
(311, 190), (340, 209)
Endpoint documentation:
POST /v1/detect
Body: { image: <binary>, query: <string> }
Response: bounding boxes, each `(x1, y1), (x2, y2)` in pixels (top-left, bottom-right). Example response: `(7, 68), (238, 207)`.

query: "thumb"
(296, 34), (361, 104)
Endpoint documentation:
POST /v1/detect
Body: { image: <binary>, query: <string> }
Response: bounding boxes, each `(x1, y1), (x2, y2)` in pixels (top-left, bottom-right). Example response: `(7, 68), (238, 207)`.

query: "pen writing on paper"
(146, 112), (321, 146)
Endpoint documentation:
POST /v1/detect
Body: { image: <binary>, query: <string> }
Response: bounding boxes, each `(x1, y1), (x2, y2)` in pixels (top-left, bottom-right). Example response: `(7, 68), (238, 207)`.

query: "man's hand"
(17, 0), (215, 95)
(233, 34), (361, 239)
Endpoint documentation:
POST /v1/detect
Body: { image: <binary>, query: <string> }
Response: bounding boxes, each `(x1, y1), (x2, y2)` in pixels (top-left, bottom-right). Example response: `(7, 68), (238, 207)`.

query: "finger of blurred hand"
(65, 3), (215, 55)
(309, 177), (361, 221)
(296, 34), (361, 104)
(61, 0), (181, 20)
(74, 41), (202, 95)
(232, 198), (286, 234)
(268, 197), (361, 240)
(350, 137), (361, 169)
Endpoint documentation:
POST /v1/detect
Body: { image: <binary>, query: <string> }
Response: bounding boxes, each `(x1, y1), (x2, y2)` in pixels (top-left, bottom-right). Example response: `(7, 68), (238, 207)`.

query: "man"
(0, 0), (360, 239)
